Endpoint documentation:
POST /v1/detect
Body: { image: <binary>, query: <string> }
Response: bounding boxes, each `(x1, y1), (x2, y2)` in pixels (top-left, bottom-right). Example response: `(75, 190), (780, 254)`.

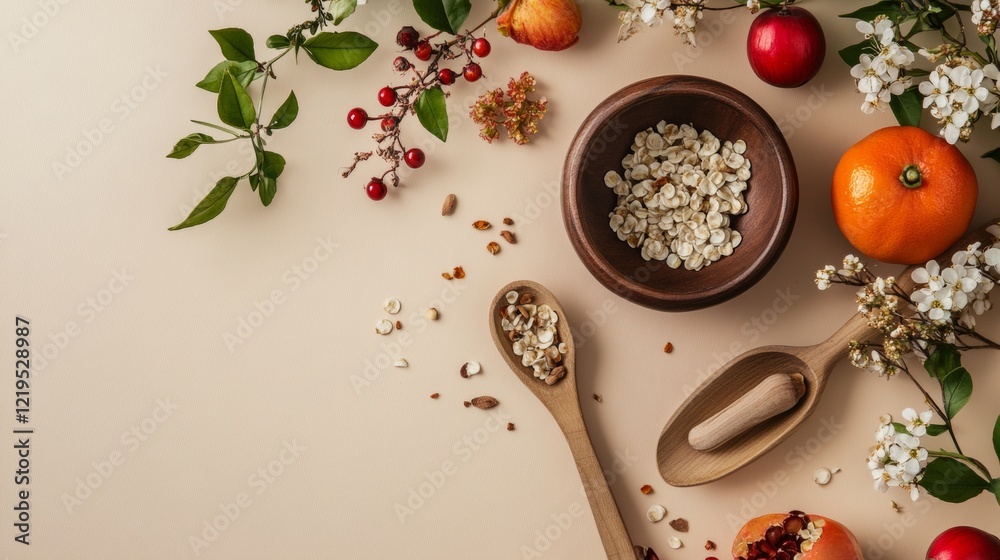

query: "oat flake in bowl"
(605, 122), (751, 271)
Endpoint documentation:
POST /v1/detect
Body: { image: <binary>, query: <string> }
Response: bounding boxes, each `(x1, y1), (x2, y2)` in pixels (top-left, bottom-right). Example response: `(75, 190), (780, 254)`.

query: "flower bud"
(496, 0), (581, 51)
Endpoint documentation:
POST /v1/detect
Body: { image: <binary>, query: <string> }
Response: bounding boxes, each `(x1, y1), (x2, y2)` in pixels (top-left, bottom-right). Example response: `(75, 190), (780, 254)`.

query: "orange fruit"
(733, 512), (862, 560)
(832, 126), (978, 265)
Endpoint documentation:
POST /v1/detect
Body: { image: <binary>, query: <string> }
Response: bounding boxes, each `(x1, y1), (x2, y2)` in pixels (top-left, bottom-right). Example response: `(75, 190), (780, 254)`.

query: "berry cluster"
(344, 25), (493, 201)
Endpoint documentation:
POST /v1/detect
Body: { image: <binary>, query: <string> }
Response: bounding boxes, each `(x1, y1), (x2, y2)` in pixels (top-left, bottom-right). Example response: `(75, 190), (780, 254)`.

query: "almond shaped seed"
(470, 396), (498, 409)
(503, 217), (514, 225)
(500, 230), (517, 244)
(487, 241), (501, 255)
(442, 194), (457, 216)
(473, 220), (491, 230)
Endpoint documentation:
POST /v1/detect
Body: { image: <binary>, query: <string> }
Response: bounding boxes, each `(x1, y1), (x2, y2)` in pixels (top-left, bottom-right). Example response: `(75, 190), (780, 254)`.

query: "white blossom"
(867, 412), (930, 502)
(918, 60), (1000, 144)
(851, 17), (914, 114)
(973, 0), (1000, 35)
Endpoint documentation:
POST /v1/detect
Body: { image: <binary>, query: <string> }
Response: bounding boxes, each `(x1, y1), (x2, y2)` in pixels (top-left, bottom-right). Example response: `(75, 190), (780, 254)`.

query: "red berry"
(472, 37), (491, 57)
(366, 178), (387, 201)
(393, 56), (411, 73)
(377, 86), (397, 107)
(381, 117), (398, 132)
(463, 63), (482, 82)
(438, 68), (456, 85)
(414, 40), (433, 61)
(404, 148), (425, 169)
(396, 26), (419, 49)
(347, 107), (368, 130)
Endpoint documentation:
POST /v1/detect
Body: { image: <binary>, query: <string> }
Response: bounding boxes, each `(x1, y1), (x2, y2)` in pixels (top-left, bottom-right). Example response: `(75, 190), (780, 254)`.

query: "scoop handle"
(688, 373), (806, 451)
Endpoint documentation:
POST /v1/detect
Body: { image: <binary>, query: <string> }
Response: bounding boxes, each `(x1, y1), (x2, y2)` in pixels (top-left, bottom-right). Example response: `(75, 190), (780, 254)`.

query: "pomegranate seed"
(404, 148), (425, 168)
(438, 68), (456, 85)
(365, 178), (387, 201)
(377, 86), (397, 107)
(765, 526), (783, 546)
(463, 62), (482, 82)
(472, 37), (491, 57)
(346, 107), (368, 130)
(414, 40), (432, 61)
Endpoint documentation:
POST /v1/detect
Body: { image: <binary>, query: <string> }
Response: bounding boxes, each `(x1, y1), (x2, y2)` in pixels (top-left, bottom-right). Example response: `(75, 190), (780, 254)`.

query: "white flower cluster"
(851, 17), (915, 114)
(868, 409), (932, 502)
(918, 60), (1000, 144)
(972, 0), (1000, 36)
(911, 242), (999, 327)
(615, 0), (706, 44)
(815, 255), (863, 290)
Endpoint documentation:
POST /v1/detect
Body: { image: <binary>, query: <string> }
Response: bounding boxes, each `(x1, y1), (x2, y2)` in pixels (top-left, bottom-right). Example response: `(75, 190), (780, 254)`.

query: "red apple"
(927, 527), (1000, 560)
(747, 6), (826, 88)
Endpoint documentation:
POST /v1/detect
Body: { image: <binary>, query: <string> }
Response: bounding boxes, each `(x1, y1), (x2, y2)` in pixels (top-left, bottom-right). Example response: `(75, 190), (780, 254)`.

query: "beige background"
(2, 0), (1000, 558)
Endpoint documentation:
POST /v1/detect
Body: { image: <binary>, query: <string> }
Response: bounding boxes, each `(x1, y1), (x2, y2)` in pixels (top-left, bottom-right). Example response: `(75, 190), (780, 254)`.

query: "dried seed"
(667, 537), (682, 549)
(395, 320), (402, 330)
(544, 366), (566, 385)
(500, 230), (517, 244)
(813, 467), (832, 485)
(425, 308), (439, 320)
(393, 358), (408, 368)
(375, 319), (393, 335)
(430, 393), (439, 399)
(505, 290), (519, 304)
(593, 393), (602, 402)
(473, 220), (491, 230)
(470, 396), (499, 409)
(664, 342), (674, 353)
(441, 194), (457, 216)
(442, 272), (453, 280)
(705, 541), (716, 551)
(453, 266), (465, 279)
(503, 217), (514, 225)
(383, 298), (401, 314)
(669, 518), (689, 532)
(646, 505), (666, 523)
(463, 401), (471, 407)
(517, 305), (532, 318)
(487, 241), (501, 255)
(506, 422), (515, 431)
(519, 293), (533, 304)
(460, 361), (482, 378)
(640, 484), (653, 495)
(890, 500), (900, 512)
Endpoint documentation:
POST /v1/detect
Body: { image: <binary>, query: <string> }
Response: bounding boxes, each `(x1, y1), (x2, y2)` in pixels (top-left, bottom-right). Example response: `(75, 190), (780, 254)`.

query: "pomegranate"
(733, 511), (861, 560)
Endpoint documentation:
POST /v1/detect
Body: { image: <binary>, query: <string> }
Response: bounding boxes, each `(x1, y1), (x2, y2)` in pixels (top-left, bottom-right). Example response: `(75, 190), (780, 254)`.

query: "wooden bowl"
(562, 76), (798, 311)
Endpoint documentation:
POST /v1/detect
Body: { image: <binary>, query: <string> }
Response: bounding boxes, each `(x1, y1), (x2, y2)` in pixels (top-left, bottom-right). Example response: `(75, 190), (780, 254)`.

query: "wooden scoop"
(658, 218), (1000, 487)
(490, 280), (635, 560)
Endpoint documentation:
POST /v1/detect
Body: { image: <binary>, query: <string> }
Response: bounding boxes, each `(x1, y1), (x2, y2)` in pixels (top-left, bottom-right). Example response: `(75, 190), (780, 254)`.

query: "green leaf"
(196, 60), (258, 93)
(415, 86), (448, 142)
(908, 67), (930, 78)
(890, 87), (923, 127)
(983, 147), (1000, 163)
(209, 28), (256, 63)
(924, 344), (962, 379)
(840, 1), (903, 21)
(268, 91), (298, 130)
(413, 0), (471, 34)
(990, 478), (1000, 506)
(266, 35), (290, 49)
(839, 40), (873, 66)
(166, 133), (224, 159)
(259, 176), (277, 207)
(892, 422), (910, 435)
(301, 32), (377, 70)
(248, 172), (260, 192)
(993, 414), (1000, 463)
(169, 176), (240, 231)
(921, 457), (988, 502)
(217, 71), (256, 131)
(259, 151), (286, 180)
(329, 0), (357, 25)
(942, 368), (973, 419)
(926, 424), (948, 437)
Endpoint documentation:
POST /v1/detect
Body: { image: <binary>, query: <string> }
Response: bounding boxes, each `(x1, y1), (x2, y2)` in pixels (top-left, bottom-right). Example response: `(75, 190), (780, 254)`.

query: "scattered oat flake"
(425, 308), (439, 320)
(503, 217), (514, 225)
(593, 393), (602, 402)
(473, 220), (491, 230)
(813, 467), (832, 485)
(705, 541), (716, 551)
(430, 393), (439, 399)
(393, 358), (408, 368)
(506, 422), (515, 431)
(664, 342), (674, 353)
(375, 319), (393, 335)
(669, 518), (689, 532)
(487, 241), (501, 255)
(640, 484), (653, 495)
(646, 505), (666, 523)
(383, 298), (401, 314)
(453, 266), (466, 279)
(668, 537), (682, 549)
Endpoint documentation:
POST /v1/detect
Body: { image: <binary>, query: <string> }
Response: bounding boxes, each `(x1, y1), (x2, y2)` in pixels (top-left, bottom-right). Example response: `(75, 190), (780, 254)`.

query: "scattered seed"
(426, 308), (439, 320)
(395, 320), (402, 330)
(430, 393), (439, 399)
(487, 241), (501, 255)
(668, 537), (682, 549)
(545, 366), (567, 386)
(393, 358), (408, 368)
(375, 319), (394, 335)
(664, 342), (674, 353)
(441, 194), (457, 216)
(503, 217), (514, 225)
(646, 505), (666, 523)
(463, 401), (471, 407)
(500, 230), (517, 244)
(640, 484), (653, 495)
(519, 293), (533, 304)
(473, 220), (491, 230)
(813, 467), (832, 485)
(705, 541), (716, 551)
(383, 298), (401, 314)
(442, 272), (453, 280)
(669, 518), (689, 532)
(507, 422), (515, 431)
(469, 396), (499, 409)
(460, 361), (482, 378)
(453, 266), (466, 279)
(593, 393), (602, 402)
(890, 500), (900, 512)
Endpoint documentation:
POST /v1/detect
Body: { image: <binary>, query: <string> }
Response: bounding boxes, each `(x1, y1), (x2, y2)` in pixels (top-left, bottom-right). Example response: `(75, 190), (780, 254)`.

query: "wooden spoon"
(657, 219), (999, 487)
(490, 280), (635, 560)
